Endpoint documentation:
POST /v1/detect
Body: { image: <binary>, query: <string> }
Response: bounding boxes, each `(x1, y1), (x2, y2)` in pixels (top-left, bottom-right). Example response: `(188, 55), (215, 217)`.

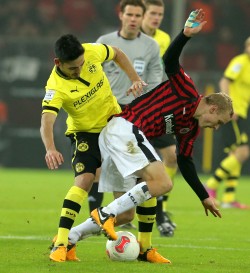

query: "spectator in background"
(141, 0), (177, 237)
(61, 0), (96, 34)
(206, 36), (250, 209)
(215, 26), (239, 70)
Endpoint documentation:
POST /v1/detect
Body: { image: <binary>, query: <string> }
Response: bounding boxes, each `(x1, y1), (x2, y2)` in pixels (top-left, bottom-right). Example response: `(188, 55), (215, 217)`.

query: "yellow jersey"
(224, 53), (250, 118)
(152, 29), (171, 57)
(42, 43), (121, 134)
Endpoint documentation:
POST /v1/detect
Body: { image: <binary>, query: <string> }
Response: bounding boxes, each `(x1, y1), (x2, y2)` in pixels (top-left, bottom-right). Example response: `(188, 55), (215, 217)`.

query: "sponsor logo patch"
(179, 128), (190, 134)
(44, 90), (55, 100)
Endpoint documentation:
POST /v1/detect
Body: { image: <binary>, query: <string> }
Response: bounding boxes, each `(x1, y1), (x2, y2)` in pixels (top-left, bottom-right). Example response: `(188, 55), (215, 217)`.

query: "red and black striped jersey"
(116, 66), (202, 157)
(116, 30), (209, 201)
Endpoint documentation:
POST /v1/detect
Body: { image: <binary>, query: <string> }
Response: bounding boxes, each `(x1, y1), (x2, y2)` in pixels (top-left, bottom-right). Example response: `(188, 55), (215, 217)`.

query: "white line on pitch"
(0, 235), (249, 252)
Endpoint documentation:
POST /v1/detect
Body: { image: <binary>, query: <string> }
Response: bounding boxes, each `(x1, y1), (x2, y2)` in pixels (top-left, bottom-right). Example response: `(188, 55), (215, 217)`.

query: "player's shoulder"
(155, 29), (171, 40)
(156, 28), (170, 36)
(82, 42), (103, 50)
(82, 42), (109, 56)
(231, 53), (247, 62)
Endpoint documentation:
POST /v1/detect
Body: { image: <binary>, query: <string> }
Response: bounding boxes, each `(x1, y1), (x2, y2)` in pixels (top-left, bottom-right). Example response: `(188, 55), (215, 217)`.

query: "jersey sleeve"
(176, 132), (193, 157)
(177, 154), (209, 201)
(168, 67), (199, 99)
(42, 89), (62, 115)
(87, 43), (115, 63)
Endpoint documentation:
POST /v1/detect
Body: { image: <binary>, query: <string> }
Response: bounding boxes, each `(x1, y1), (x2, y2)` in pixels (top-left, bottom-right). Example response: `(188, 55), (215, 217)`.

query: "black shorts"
(150, 134), (176, 149)
(221, 118), (249, 152)
(67, 132), (101, 177)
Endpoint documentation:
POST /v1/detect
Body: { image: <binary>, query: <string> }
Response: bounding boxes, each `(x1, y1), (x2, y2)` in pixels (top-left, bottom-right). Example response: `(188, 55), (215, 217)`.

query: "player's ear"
(54, 58), (60, 66)
(118, 11), (123, 21)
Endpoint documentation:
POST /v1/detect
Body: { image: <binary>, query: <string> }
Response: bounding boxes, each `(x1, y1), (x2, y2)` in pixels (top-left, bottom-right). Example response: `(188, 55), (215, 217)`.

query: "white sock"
(102, 182), (151, 216)
(68, 217), (101, 245)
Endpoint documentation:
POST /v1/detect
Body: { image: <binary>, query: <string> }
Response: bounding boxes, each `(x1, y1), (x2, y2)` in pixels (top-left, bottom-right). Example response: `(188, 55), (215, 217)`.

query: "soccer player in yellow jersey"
(40, 34), (146, 262)
(141, 0), (178, 236)
(142, 0), (170, 56)
(205, 36), (250, 209)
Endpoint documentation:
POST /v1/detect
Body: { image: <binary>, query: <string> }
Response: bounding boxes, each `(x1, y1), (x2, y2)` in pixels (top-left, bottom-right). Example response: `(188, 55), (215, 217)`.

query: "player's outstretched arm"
(183, 9), (207, 38)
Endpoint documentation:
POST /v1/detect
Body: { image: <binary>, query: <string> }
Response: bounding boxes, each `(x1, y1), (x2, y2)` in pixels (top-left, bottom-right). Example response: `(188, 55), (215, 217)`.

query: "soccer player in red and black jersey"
(70, 9), (233, 263)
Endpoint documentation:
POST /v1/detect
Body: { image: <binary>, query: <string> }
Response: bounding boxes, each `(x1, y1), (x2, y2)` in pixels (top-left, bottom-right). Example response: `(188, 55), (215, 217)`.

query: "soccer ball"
(106, 231), (140, 261)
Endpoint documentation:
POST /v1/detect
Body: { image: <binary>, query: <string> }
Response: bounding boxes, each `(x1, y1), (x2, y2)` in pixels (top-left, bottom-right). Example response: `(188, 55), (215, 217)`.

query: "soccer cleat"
(49, 245), (67, 262)
(119, 222), (137, 230)
(221, 201), (250, 210)
(157, 222), (174, 237)
(66, 244), (80, 261)
(91, 207), (117, 240)
(138, 248), (171, 264)
(163, 211), (177, 229)
(50, 235), (80, 261)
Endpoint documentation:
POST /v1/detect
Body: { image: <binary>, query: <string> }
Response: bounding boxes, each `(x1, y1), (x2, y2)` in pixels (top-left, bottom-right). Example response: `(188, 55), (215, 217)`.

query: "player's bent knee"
(162, 179), (173, 194)
(150, 178), (173, 197)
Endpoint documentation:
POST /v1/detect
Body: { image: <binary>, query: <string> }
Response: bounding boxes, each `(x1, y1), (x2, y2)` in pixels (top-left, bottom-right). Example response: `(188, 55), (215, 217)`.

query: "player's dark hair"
(143, 0), (164, 8)
(119, 0), (146, 14)
(54, 34), (84, 63)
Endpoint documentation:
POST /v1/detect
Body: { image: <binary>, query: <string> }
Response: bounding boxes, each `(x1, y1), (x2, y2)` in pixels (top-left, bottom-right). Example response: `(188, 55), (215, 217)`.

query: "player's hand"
(202, 197), (222, 218)
(126, 80), (148, 98)
(183, 9), (207, 37)
(45, 149), (64, 170)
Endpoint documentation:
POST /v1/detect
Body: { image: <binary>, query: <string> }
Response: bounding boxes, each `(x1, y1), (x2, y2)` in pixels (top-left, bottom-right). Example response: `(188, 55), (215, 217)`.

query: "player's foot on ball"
(49, 245), (67, 262)
(50, 235), (80, 261)
(91, 207), (117, 240)
(138, 248), (171, 264)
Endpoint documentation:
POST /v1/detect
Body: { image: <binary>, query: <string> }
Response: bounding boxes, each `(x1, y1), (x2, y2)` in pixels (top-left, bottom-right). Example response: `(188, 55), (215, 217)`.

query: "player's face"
(119, 5), (144, 39)
(198, 106), (231, 129)
(55, 54), (84, 79)
(143, 5), (164, 30)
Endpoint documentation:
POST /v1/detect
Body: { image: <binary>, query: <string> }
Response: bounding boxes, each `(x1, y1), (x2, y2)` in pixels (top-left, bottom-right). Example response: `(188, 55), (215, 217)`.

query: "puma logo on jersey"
(70, 86), (79, 93)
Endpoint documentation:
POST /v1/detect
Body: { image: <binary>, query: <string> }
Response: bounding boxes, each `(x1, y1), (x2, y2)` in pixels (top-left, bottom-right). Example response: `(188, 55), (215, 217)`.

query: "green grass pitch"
(0, 168), (250, 273)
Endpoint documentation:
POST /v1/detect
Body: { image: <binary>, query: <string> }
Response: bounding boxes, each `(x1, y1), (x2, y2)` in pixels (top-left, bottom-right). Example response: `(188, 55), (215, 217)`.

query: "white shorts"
(98, 117), (161, 192)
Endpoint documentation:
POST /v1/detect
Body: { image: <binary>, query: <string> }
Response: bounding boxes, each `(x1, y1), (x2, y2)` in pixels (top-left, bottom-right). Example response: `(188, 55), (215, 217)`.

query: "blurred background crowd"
(0, 0), (249, 172)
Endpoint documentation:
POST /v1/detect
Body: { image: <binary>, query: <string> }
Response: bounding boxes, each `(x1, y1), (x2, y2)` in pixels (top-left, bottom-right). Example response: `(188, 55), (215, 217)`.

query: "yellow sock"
(222, 156), (241, 203)
(206, 154), (239, 190)
(136, 197), (157, 252)
(165, 165), (177, 180)
(55, 186), (87, 246)
(222, 180), (238, 203)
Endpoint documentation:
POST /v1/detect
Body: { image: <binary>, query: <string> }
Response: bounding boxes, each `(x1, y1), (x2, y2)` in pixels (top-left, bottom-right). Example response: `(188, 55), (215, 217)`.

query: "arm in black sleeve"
(177, 154), (209, 201)
(163, 30), (191, 75)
